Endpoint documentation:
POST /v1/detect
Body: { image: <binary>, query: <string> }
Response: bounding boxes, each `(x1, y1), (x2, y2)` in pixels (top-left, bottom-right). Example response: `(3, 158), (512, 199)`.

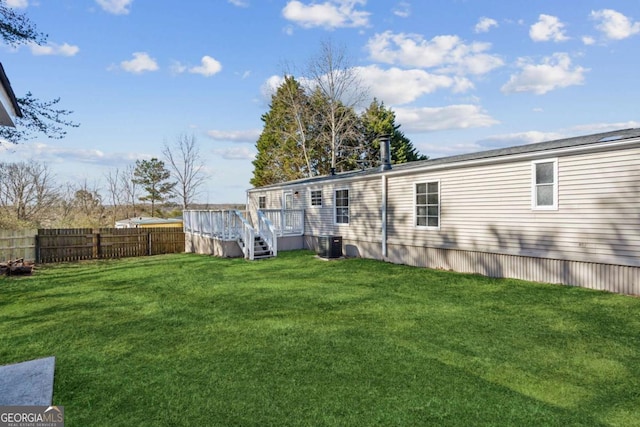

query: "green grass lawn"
(1, 250), (640, 426)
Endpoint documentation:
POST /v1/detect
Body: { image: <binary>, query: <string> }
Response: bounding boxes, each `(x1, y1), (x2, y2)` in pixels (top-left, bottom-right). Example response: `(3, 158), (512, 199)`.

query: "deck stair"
(252, 235), (274, 260)
(237, 233), (275, 260)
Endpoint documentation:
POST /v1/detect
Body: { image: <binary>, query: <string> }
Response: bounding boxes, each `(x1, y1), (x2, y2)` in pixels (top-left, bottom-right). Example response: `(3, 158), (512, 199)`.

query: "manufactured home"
(185, 128), (640, 295)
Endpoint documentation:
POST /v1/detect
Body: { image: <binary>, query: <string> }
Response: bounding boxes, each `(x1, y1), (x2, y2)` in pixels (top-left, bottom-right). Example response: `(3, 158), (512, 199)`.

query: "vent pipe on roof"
(380, 134), (392, 171)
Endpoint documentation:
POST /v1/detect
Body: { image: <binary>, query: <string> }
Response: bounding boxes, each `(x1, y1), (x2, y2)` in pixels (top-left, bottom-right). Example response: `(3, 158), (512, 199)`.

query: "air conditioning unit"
(318, 235), (342, 258)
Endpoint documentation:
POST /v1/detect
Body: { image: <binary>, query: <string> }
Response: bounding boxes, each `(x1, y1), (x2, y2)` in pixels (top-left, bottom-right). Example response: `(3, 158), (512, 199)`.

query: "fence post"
(35, 233), (40, 263)
(147, 232), (152, 256)
(92, 229), (100, 259)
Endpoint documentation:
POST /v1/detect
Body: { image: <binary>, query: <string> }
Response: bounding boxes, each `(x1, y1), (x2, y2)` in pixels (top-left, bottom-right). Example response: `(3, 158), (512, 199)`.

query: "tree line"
(251, 41), (427, 187)
(0, 135), (207, 229)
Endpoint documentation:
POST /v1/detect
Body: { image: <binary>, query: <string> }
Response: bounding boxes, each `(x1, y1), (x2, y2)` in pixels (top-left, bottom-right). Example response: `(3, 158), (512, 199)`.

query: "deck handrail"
(232, 210), (255, 259)
(257, 210), (277, 257)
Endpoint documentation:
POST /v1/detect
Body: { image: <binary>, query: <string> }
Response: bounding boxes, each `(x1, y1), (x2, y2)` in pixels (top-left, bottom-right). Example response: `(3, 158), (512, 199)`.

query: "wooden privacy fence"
(36, 228), (185, 263)
(0, 229), (37, 261)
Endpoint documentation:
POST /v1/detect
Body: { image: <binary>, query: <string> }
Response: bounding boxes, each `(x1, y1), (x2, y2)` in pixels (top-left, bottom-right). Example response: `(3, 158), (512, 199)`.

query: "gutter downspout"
(381, 174), (387, 259)
(380, 133), (391, 259)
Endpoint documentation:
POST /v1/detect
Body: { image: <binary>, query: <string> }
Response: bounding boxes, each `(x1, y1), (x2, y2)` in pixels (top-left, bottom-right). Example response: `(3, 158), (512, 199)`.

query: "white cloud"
(475, 131), (564, 150)
(213, 147), (256, 160)
(28, 41), (80, 57)
(96, 0), (133, 15)
(0, 141), (140, 166)
(356, 65), (473, 105)
(394, 104), (499, 132)
(228, 0), (249, 7)
(282, 0), (370, 29)
(5, 0), (28, 8)
(189, 56), (222, 77)
(207, 129), (261, 143)
(475, 122), (640, 151)
(530, 14), (569, 42)
(262, 64), (474, 107)
(260, 75), (287, 100)
(170, 61), (187, 75)
(590, 9), (640, 40)
(582, 35), (595, 45)
(366, 31), (504, 75)
(474, 17), (498, 33)
(501, 53), (587, 95)
(119, 52), (159, 74)
(393, 1), (411, 18)
(569, 121), (640, 133)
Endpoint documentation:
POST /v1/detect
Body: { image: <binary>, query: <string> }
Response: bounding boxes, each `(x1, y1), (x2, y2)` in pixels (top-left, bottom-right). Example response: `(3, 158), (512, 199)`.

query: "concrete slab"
(0, 356), (55, 405)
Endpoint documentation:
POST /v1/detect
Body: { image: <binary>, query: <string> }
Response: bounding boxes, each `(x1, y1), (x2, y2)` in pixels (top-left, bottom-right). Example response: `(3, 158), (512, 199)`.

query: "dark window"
(533, 160), (557, 209)
(311, 190), (322, 207)
(335, 189), (349, 224)
(416, 182), (439, 228)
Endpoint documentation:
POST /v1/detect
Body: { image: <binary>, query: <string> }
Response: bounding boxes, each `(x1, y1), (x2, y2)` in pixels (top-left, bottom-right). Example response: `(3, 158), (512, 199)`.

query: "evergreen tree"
(251, 87), (428, 187)
(132, 158), (176, 216)
(251, 77), (317, 187)
(360, 99), (427, 168)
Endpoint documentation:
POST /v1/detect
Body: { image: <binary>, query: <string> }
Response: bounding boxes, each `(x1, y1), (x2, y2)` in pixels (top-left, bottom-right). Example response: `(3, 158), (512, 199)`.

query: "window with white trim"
(532, 159), (558, 210)
(310, 190), (322, 207)
(258, 196), (266, 209)
(335, 189), (349, 224)
(416, 181), (439, 228)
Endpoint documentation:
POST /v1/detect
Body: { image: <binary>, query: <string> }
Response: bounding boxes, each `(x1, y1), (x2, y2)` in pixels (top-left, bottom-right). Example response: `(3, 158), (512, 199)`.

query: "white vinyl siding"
(415, 181), (439, 228)
(335, 189), (349, 224)
(532, 159), (558, 210)
(385, 146), (640, 267)
(302, 179), (380, 239)
(247, 144), (640, 271)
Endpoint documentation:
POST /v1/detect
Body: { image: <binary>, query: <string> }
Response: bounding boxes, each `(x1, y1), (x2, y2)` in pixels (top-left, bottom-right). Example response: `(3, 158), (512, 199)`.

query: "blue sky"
(1, 0), (639, 204)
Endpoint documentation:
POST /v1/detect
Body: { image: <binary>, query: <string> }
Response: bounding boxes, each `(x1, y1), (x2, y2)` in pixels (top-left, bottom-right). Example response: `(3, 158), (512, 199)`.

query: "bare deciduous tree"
(105, 168), (124, 224)
(306, 39), (369, 173)
(0, 160), (59, 225)
(162, 134), (207, 209)
(56, 179), (104, 227)
(120, 164), (139, 218)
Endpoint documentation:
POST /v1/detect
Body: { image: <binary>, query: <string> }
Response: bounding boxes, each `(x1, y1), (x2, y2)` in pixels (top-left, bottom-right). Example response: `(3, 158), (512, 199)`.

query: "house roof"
(250, 128), (640, 191)
(0, 62), (22, 127)
(115, 217), (183, 226)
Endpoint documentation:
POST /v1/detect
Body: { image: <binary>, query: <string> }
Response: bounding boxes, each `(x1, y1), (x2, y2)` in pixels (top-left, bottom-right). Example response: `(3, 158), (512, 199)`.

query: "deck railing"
(183, 209), (260, 259)
(183, 210), (245, 240)
(257, 210), (277, 257)
(259, 209), (304, 236)
(234, 210), (255, 259)
(183, 209), (301, 259)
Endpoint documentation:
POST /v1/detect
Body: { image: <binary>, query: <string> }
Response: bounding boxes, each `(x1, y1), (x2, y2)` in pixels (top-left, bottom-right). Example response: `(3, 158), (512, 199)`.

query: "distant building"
(115, 217), (183, 229)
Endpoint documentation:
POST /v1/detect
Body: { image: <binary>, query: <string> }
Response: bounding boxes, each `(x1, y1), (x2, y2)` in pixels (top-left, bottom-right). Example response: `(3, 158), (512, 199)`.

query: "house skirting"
(185, 232), (243, 258)
(304, 235), (640, 296)
(278, 235), (305, 251)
